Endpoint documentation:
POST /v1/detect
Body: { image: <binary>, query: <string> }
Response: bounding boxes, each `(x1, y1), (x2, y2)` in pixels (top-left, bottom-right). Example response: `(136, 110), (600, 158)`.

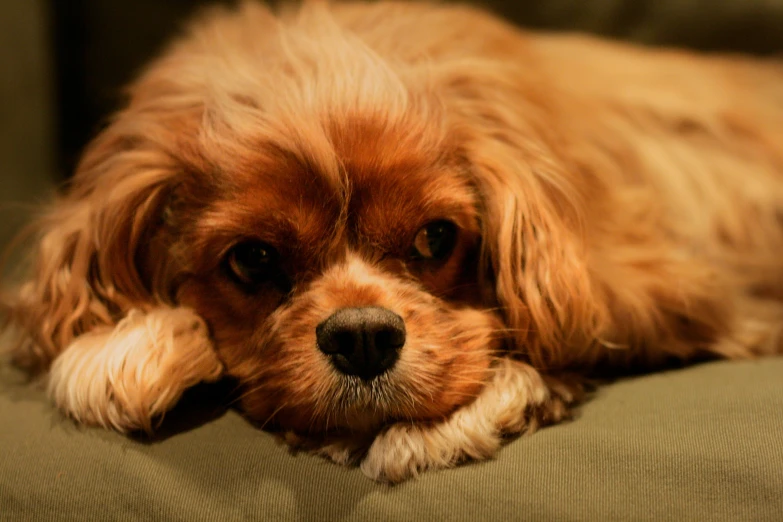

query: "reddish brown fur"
(3, 0), (783, 481)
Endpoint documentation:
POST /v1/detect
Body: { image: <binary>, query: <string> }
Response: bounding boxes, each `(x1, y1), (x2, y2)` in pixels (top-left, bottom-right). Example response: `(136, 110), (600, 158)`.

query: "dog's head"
(8, 2), (595, 434)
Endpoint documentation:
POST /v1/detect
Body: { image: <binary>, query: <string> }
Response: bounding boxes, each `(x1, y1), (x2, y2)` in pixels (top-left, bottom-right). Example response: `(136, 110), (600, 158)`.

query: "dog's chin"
(240, 363), (493, 435)
(242, 371), (487, 437)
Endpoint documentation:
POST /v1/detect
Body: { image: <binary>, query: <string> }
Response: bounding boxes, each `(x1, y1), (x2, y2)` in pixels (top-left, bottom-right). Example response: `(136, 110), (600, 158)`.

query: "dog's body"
(4, 1), (783, 482)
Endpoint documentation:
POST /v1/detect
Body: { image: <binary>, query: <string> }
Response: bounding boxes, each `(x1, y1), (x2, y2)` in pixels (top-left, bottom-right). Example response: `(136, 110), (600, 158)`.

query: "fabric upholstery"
(3, 359), (782, 520)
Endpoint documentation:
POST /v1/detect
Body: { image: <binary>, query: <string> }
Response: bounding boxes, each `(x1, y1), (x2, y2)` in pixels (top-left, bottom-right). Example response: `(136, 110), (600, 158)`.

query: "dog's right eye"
(410, 220), (458, 262)
(225, 241), (289, 292)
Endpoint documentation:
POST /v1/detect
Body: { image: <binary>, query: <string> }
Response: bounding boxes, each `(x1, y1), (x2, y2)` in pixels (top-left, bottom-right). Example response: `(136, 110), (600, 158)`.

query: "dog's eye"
(410, 220), (458, 261)
(225, 241), (289, 291)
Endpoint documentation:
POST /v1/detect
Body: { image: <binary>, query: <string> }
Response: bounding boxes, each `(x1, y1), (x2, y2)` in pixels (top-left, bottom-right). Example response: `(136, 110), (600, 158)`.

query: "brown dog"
(4, 1), (783, 482)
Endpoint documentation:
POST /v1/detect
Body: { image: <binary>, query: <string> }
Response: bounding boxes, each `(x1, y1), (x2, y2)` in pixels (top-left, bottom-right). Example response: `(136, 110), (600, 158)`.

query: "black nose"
(316, 307), (406, 380)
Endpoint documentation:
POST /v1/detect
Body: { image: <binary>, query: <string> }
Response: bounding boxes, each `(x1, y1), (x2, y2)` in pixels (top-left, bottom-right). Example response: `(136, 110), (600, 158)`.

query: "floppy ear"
(5, 113), (224, 431)
(448, 64), (732, 370)
(435, 60), (601, 368)
(462, 124), (603, 369)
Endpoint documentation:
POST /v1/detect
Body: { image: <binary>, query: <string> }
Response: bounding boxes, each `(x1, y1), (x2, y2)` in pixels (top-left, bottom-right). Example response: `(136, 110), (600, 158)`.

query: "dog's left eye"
(225, 240), (289, 292)
(410, 220), (458, 261)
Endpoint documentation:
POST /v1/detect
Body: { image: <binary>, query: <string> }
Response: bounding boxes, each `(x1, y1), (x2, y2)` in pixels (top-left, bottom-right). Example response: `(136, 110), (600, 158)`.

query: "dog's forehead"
(186, 115), (479, 277)
(198, 147), (342, 254)
(333, 119), (478, 248)
(214, 118), (473, 228)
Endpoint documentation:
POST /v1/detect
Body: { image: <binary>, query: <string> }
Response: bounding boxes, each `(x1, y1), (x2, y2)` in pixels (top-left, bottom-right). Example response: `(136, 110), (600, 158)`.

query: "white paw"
(360, 424), (440, 482)
(357, 359), (577, 483)
(47, 307), (223, 432)
(359, 418), (502, 483)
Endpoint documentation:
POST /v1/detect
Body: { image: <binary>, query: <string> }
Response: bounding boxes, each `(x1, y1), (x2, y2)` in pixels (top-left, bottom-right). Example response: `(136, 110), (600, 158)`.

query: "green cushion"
(2, 358), (782, 520)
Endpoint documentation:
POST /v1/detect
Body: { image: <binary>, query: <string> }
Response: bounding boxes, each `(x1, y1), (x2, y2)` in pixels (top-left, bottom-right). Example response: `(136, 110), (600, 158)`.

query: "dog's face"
(166, 115), (502, 433)
(13, 2), (599, 439)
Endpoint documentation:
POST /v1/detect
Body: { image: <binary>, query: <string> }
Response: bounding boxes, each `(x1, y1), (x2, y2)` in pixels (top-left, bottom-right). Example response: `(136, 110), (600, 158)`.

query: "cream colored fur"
(47, 307), (223, 432)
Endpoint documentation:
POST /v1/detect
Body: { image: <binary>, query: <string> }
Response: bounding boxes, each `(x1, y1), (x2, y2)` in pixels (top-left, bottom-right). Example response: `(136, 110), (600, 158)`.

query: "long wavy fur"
(2, 0), (783, 480)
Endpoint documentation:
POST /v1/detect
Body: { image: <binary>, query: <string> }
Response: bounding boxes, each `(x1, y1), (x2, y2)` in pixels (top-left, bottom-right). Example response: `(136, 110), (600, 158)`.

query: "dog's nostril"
(373, 326), (406, 353)
(332, 331), (358, 356)
(316, 307), (405, 380)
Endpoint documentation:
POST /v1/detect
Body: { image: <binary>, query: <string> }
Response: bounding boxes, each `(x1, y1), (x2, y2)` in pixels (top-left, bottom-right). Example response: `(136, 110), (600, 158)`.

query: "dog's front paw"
(359, 419), (500, 482)
(360, 424), (438, 483)
(359, 359), (583, 483)
(47, 307), (224, 432)
(360, 424), (434, 482)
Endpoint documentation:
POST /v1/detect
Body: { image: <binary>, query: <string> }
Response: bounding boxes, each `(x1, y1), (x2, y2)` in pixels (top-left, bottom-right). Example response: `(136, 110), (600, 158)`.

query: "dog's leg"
(359, 359), (582, 483)
(47, 307), (224, 432)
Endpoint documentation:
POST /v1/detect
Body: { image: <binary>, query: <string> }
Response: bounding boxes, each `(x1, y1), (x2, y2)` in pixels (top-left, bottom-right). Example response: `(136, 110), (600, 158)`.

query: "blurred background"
(2, 0), (783, 254)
